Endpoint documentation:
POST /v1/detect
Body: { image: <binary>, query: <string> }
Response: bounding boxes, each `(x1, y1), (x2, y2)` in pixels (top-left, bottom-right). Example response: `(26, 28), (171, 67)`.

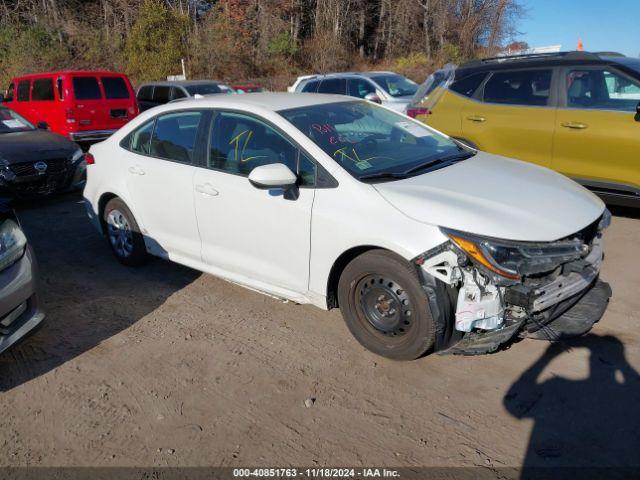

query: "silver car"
(0, 203), (44, 354)
(291, 71), (418, 112)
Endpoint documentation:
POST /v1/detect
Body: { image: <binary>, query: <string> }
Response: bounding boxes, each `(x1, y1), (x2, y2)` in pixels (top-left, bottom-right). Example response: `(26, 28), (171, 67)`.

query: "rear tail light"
(407, 107), (432, 118)
(65, 108), (76, 124)
(85, 153), (95, 165)
(128, 106), (136, 116)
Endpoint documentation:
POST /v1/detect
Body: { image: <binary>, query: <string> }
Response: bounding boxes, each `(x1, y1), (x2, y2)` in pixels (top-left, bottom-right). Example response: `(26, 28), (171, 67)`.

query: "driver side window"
(209, 111), (316, 186)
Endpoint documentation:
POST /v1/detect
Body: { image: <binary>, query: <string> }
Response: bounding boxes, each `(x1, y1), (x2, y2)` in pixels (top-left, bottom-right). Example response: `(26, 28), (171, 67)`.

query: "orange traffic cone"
(577, 38), (584, 51)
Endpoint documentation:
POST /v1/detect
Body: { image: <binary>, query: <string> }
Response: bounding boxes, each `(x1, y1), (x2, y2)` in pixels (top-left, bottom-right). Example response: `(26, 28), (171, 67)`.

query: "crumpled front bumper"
(440, 279), (611, 356)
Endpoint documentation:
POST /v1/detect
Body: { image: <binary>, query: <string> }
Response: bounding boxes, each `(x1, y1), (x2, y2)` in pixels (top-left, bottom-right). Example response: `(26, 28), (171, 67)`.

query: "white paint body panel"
(83, 93), (605, 310)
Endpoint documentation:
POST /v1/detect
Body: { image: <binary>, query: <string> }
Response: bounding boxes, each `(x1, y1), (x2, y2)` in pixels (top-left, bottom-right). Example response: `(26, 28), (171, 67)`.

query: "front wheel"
(103, 198), (148, 267)
(337, 250), (436, 360)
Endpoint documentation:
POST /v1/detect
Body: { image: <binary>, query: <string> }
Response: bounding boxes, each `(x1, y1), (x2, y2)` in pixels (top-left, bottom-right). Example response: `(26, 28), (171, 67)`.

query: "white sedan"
(83, 93), (611, 359)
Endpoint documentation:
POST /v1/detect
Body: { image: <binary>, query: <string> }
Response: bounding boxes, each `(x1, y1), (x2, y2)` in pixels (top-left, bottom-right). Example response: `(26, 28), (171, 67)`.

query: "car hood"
(372, 152), (605, 242)
(0, 130), (77, 163)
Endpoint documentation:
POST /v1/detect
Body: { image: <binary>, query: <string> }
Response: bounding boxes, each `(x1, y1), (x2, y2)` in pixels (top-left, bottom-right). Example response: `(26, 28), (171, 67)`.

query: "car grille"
(9, 158), (69, 177)
(3, 158), (73, 197)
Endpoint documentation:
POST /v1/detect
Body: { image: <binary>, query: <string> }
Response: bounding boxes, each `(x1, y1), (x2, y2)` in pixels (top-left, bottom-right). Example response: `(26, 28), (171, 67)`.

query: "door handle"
(466, 115), (486, 123)
(195, 183), (219, 197)
(560, 122), (588, 130)
(128, 166), (145, 175)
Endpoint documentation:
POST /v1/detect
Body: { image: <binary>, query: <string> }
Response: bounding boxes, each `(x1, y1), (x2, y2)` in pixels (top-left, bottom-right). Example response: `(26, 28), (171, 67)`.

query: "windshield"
(0, 108), (34, 134)
(370, 74), (418, 97)
(185, 84), (223, 95)
(280, 101), (471, 181)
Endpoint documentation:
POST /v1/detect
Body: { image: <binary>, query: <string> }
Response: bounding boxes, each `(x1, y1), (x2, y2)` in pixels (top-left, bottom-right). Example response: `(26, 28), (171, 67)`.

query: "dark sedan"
(0, 107), (85, 198)
(0, 201), (44, 354)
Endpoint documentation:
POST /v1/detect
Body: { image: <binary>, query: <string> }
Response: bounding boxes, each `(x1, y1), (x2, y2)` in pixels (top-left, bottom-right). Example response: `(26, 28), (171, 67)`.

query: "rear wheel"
(337, 250), (436, 360)
(103, 198), (148, 266)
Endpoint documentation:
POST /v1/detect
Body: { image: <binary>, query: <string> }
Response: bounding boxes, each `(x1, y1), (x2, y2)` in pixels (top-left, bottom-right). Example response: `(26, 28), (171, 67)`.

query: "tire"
(337, 249), (436, 360)
(102, 198), (148, 267)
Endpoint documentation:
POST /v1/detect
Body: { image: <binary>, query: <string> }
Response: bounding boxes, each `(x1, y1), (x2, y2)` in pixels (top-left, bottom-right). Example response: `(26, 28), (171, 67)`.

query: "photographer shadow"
(504, 334), (640, 474)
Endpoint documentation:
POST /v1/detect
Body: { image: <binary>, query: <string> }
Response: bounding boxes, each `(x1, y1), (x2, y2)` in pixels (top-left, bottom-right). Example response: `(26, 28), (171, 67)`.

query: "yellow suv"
(409, 52), (640, 207)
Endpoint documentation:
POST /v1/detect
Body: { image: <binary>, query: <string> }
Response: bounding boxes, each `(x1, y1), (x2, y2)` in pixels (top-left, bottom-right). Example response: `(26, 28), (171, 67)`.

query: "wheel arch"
(326, 245), (392, 309)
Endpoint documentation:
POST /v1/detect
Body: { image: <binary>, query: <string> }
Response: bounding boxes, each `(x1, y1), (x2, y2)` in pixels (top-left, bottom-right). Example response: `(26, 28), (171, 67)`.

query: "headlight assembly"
(441, 228), (587, 280)
(0, 219), (27, 271)
(71, 147), (84, 162)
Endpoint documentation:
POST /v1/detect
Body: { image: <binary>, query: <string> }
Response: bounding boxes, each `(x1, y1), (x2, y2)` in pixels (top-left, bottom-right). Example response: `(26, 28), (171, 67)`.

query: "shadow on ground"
(0, 193), (201, 392)
(505, 334), (640, 472)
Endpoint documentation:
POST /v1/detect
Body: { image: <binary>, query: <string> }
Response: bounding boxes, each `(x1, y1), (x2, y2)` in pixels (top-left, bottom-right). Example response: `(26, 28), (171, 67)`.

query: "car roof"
(139, 80), (227, 88)
(153, 92), (355, 111)
(12, 70), (127, 78)
(301, 71), (400, 81)
(455, 51), (631, 76)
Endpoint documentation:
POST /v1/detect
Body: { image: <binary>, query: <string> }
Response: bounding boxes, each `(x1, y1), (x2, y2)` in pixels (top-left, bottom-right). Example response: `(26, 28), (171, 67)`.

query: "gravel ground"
(0, 193), (638, 470)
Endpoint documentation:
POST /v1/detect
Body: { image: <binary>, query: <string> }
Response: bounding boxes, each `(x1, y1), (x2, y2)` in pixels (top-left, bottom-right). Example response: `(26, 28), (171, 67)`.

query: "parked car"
(409, 51), (640, 207)
(0, 107), (85, 198)
(136, 80), (235, 112)
(0, 201), (44, 354)
(84, 93), (611, 360)
(291, 72), (419, 112)
(232, 84), (265, 94)
(3, 71), (138, 143)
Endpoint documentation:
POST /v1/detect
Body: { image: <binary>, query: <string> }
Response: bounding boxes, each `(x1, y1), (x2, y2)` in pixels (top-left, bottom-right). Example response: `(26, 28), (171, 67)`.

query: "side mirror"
(37, 121), (49, 130)
(364, 93), (382, 104)
(248, 163), (297, 190)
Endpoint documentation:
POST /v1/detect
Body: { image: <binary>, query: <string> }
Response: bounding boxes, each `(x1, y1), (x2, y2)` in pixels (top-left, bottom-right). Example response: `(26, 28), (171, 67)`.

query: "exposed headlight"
(71, 148), (84, 162)
(598, 208), (611, 231)
(0, 219), (27, 271)
(442, 228), (587, 280)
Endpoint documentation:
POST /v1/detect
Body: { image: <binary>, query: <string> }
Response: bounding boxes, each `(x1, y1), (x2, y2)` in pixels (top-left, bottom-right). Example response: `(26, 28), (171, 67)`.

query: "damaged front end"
(415, 210), (612, 355)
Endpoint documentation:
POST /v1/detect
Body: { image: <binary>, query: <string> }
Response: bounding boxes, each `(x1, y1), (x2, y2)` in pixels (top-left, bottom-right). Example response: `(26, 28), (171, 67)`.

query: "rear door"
(70, 75), (106, 132)
(124, 110), (207, 262)
(100, 75), (136, 129)
(553, 65), (640, 197)
(461, 68), (557, 168)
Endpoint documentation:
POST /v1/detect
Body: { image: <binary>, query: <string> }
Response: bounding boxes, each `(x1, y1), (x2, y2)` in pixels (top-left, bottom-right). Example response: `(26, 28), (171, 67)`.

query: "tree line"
(0, 0), (523, 89)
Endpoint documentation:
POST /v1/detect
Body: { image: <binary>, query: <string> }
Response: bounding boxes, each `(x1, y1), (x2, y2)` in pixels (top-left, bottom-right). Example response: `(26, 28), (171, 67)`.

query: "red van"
(3, 71), (138, 142)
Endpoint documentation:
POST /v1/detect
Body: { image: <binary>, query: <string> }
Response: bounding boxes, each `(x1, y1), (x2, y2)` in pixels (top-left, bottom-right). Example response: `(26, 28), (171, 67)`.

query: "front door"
(193, 110), (316, 295)
(461, 68), (557, 168)
(124, 110), (205, 263)
(553, 66), (640, 195)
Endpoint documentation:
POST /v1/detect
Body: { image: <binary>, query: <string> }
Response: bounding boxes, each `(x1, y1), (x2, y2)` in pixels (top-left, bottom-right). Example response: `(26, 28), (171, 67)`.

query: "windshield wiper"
(401, 151), (476, 176)
(358, 171), (408, 182)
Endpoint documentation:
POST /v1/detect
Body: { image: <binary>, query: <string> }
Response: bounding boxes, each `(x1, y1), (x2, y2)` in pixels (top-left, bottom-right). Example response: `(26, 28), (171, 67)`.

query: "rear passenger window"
(17, 81), (30, 101)
(73, 77), (102, 100)
(152, 86), (170, 104)
(102, 77), (130, 99)
(150, 111), (203, 163)
(32, 78), (55, 101)
(301, 80), (319, 93)
(483, 69), (552, 106)
(130, 120), (155, 154)
(318, 78), (346, 94)
(450, 73), (488, 97)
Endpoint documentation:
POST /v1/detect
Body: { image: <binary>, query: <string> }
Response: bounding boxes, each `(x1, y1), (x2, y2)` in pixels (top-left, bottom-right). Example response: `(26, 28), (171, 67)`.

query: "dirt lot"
(1, 194), (639, 470)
